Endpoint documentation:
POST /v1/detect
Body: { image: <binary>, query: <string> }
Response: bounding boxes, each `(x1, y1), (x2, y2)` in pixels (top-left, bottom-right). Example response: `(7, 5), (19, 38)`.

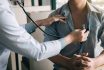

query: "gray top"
(44, 2), (104, 70)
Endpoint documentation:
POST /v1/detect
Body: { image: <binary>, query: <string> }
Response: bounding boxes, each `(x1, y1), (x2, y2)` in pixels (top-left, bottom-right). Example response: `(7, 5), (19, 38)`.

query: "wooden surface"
(59, 65), (104, 70)
(96, 65), (104, 70)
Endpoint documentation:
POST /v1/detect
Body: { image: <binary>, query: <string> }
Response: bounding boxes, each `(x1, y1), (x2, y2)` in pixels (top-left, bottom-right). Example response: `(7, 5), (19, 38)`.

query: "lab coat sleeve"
(0, 2), (66, 61)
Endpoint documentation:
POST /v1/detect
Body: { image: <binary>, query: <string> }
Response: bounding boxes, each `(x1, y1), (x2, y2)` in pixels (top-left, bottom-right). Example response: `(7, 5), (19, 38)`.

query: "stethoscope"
(16, 1), (89, 54)
(16, 1), (61, 38)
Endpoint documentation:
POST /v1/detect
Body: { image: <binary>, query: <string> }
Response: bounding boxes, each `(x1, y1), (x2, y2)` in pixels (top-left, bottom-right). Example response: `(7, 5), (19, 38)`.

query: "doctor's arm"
(0, 6), (79, 61)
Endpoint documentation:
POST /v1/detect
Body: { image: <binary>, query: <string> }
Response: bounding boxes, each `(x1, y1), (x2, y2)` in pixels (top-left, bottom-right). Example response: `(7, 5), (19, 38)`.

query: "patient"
(44, 0), (104, 70)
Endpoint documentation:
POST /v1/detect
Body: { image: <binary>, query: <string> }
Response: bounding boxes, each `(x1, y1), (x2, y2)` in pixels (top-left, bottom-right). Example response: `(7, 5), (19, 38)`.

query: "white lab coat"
(0, 0), (67, 70)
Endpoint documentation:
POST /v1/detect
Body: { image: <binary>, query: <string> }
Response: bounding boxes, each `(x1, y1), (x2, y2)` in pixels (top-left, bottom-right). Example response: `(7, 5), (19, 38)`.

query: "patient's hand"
(60, 53), (89, 70)
(69, 53), (96, 70)
(35, 15), (66, 26)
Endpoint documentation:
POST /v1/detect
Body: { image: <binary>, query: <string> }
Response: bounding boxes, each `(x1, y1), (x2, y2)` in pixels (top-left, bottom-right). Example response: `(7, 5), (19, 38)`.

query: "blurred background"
(7, 0), (104, 70)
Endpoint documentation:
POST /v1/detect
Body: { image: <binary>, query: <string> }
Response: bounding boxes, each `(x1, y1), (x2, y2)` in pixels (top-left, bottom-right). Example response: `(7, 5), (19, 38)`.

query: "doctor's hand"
(64, 29), (89, 44)
(35, 15), (66, 26)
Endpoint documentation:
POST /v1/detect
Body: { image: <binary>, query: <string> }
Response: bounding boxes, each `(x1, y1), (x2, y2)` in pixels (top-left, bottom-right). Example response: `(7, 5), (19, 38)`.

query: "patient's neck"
(69, 0), (87, 14)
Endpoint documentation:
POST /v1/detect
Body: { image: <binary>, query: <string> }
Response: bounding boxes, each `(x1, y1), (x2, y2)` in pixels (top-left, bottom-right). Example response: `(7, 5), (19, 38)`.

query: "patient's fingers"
(53, 15), (66, 23)
(81, 53), (89, 56)
(59, 19), (66, 23)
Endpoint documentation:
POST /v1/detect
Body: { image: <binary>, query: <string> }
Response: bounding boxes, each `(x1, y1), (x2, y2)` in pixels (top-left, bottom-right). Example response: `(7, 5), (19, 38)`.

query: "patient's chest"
(55, 20), (101, 57)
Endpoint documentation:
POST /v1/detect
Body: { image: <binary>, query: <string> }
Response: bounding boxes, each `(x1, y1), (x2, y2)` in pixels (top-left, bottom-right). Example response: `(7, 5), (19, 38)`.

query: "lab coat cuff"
(59, 38), (68, 49)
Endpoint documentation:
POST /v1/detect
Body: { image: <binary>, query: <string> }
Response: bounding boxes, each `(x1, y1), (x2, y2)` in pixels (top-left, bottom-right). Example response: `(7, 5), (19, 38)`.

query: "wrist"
(64, 34), (73, 44)
(48, 17), (54, 23)
(35, 20), (43, 26)
(93, 57), (101, 68)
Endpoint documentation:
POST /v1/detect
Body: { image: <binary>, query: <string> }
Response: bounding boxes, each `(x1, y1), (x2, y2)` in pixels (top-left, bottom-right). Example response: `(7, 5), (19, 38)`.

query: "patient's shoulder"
(91, 4), (104, 13)
(49, 4), (68, 17)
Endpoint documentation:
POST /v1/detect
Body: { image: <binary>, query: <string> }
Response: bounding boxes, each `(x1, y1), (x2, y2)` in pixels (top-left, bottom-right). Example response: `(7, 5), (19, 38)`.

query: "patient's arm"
(49, 54), (71, 69)
(49, 54), (85, 70)
(20, 15), (66, 34)
(20, 22), (37, 34)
